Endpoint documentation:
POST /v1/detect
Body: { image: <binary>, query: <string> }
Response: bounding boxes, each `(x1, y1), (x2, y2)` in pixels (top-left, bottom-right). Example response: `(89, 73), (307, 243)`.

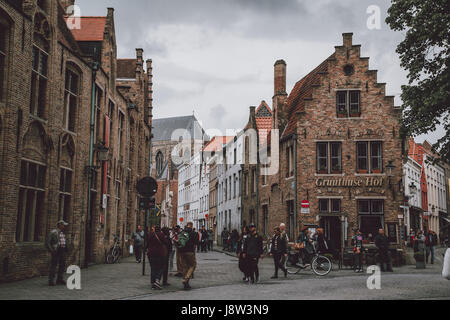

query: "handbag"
(294, 242), (305, 250)
(129, 244), (134, 255)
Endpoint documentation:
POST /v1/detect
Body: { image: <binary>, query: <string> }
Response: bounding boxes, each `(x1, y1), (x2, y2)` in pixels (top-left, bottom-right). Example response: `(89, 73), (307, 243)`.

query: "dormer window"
(336, 90), (360, 118)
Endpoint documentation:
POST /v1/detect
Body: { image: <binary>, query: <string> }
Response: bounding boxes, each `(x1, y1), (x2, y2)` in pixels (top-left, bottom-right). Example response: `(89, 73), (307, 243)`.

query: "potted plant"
(318, 166), (327, 174)
(358, 169), (368, 174)
(350, 111), (361, 118)
(372, 168), (382, 174)
(337, 110), (347, 118)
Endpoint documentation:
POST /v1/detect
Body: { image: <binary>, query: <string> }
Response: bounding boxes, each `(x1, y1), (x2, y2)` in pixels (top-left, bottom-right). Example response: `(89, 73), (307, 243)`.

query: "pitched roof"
(69, 17), (107, 42)
(152, 115), (206, 142)
(117, 59), (136, 79)
(282, 53), (335, 138)
(203, 136), (234, 152)
(255, 101), (273, 145)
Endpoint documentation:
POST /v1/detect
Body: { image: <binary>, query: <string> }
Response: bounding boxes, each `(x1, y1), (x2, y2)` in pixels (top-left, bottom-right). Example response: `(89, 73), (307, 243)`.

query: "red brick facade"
(0, 0), (151, 282)
(258, 34), (405, 255)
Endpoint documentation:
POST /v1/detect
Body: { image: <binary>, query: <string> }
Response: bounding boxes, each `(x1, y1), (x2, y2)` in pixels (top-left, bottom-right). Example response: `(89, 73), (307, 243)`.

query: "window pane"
(336, 91), (347, 112)
(59, 169), (65, 192)
(349, 91), (360, 112)
(37, 165), (46, 188)
(71, 72), (78, 94)
(370, 142), (382, 172)
(0, 24), (6, 52)
(319, 199), (328, 213)
(357, 142), (368, 171)
(331, 199), (341, 212)
(39, 51), (47, 76)
(0, 54), (4, 101)
(28, 163), (37, 187)
(65, 170), (72, 192)
(331, 143), (341, 172)
(358, 200), (370, 214)
(68, 95), (77, 132)
(371, 200), (384, 214)
(38, 78), (47, 118)
(360, 216), (382, 240)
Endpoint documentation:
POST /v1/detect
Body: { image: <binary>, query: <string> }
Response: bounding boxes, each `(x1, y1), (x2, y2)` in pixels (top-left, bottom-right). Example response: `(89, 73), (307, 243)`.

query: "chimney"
(249, 106), (257, 129)
(274, 59), (286, 96)
(343, 32), (353, 48)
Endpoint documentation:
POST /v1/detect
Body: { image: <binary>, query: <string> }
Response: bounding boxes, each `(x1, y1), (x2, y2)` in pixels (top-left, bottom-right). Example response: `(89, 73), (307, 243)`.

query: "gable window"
(156, 151), (164, 176)
(16, 160), (46, 242)
(94, 86), (103, 144)
(0, 21), (9, 103)
(63, 68), (79, 132)
(356, 141), (383, 174)
(316, 142), (342, 174)
(336, 90), (360, 118)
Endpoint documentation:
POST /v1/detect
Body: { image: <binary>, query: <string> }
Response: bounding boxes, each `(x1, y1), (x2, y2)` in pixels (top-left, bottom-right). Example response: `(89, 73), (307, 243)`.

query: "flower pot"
(372, 169), (381, 174)
(318, 170), (327, 174)
(350, 113), (361, 118)
(337, 113), (347, 118)
(358, 170), (368, 174)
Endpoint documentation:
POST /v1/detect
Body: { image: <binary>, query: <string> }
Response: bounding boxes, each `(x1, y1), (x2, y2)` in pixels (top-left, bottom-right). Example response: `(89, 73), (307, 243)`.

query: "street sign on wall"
(301, 200), (310, 214)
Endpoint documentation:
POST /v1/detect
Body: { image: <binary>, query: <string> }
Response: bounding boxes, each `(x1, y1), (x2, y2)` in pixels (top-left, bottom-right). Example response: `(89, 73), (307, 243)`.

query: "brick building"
(0, 0), (151, 282)
(258, 33), (406, 258)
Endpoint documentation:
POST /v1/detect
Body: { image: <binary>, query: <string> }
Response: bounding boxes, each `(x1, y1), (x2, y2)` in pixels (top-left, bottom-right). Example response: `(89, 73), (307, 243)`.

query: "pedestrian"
(414, 230), (426, 255)
(374, 228), (393, 272)
(314, 228), (328, 254)
(351, 229), (364, 272)
(46, 220), (69, 286)
(207, 229), (214, 251)
(279, 223), (289, 243)
(409, 229), (416, 248)
(231, 229), (239, 252)
(237, 226), (250, 282)
(132, 225), (144, 263)
(221, 227), (229, 250)
(201, 226), (208, 252)
(270, 227), (288, 279)
(242, 223), (264, 284)
(147, 225), (169, 290)
(425, 229), (438, 264)
(295, 226), (311, 267)
(175, 222), (199, 290)
(161, 227), (172, 286)
(173, 225), (184, 277)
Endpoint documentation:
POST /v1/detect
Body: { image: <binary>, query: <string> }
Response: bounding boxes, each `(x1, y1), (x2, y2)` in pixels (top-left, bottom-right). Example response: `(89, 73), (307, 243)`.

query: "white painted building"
(177, 152), (201, 229)
(217, 134), (244, 237)
(403, 156), (422, 235)
(423, 153), (447, 235)
(198, 160), (210, 229)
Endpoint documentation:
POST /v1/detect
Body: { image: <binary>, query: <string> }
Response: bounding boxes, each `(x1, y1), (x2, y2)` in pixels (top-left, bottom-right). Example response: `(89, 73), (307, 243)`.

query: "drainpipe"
(85, 61), (99, 268)
(294, 133), (298, 239)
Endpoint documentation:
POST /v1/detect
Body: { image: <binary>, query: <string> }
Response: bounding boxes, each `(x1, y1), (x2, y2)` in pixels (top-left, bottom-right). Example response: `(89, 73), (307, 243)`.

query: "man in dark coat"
(270, 227), (288, 278)
(242, 223), (264, 284)
(375, 228), (393, 272)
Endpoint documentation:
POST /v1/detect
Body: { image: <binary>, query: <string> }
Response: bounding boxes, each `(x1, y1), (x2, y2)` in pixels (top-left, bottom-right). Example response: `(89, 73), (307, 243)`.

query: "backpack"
(176, 230), (190, 249)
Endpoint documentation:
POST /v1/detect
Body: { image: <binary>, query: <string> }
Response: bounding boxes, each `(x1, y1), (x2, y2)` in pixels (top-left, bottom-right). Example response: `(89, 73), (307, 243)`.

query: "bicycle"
(285, 243), (332, 276)
(106, 234), (122, 264)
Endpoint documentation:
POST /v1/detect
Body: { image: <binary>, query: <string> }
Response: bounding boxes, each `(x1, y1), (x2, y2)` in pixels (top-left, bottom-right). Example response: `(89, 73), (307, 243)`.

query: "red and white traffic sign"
(301, 200), (310, 208)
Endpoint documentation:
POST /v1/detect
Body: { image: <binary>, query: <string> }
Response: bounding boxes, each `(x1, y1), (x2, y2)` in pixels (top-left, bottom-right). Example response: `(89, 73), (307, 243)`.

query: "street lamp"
(95, 143), (109, 161)
(386, 160), (396, 178)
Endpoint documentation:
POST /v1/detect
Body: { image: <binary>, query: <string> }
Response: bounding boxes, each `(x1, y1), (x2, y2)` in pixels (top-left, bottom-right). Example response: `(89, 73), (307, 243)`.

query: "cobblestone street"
(0, 249), (448, 300)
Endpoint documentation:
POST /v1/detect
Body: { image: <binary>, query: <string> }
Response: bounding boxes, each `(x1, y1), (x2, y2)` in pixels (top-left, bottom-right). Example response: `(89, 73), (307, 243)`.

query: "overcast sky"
(76, 0), (443, 144)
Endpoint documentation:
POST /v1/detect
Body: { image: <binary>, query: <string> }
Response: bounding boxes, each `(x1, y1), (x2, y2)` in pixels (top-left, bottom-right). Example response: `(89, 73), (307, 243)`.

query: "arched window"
(30, 13), (50, 119)
(16, 122), (51, 242)
(156, 151), (164, 176)
(0, 13), (11, 103)
(63, 64), (80, 132)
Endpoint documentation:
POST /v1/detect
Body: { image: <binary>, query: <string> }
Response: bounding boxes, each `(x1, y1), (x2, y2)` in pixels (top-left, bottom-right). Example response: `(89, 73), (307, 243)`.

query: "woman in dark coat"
(161, 227), (173, 286)
(237, 226), (250, 282)
(315, 228), (328, 254)
(147, 225), (169, 290)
